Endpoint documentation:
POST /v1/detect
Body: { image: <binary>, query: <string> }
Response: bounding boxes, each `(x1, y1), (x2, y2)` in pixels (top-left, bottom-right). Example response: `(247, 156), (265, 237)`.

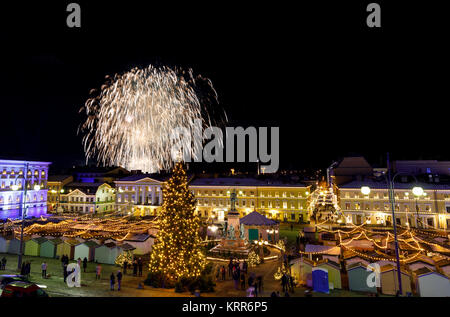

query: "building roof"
(338, 178), (450, 190)
(79, 241), (99, 248)
(64, 182), (110, 195)
(240, 211), (278, 226)
(305, 244), (341, 255)
(189, 177), (308, 187)
(116, 174), (171, 182)
(31, 237), (48, 244)
(48, 175), (73, 182)
(124, 233), (151, 242)
(120, 243), (136, 251)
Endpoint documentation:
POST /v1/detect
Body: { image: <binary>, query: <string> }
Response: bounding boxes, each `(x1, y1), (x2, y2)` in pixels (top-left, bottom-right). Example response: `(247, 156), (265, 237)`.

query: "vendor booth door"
(248, 229), (259, 241)
(312, 268), (329, 294)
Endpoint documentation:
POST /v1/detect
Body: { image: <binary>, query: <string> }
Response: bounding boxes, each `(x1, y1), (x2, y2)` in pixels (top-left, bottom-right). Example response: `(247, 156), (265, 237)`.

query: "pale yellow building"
(338, 179), (450, 230)
(47, 175), (73, 212)
(59, 182), (115, 214)
(189, 177), (311, 222)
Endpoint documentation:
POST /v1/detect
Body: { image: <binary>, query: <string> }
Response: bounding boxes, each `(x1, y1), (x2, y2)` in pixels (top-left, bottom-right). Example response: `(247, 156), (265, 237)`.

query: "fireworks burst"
(79, 65), (226, 173)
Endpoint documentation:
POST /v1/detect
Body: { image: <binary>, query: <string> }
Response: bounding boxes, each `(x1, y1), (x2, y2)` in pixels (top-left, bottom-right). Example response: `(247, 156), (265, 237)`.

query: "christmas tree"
(148, 162), (206, 281)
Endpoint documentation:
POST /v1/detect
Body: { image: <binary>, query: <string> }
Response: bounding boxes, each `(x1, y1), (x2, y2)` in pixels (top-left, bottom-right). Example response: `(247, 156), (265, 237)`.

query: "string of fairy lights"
(298, 220), (450, 264)
(0, 214), (158, 241)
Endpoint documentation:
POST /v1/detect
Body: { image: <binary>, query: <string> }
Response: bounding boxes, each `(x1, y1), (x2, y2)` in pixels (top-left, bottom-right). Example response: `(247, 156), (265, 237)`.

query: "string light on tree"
(148, 162), (206, 281)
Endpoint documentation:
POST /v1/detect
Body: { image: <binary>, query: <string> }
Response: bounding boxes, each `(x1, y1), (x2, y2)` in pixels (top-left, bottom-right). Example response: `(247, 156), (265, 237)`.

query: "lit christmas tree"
(148, 162), (206, 282)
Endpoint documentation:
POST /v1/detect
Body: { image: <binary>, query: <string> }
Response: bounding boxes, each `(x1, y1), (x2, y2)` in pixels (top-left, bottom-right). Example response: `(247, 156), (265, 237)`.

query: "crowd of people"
(215, 258), (265, 297)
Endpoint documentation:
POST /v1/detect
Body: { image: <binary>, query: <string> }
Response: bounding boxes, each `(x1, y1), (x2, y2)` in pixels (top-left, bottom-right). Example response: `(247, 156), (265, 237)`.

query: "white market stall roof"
(305, 244), (341, 255)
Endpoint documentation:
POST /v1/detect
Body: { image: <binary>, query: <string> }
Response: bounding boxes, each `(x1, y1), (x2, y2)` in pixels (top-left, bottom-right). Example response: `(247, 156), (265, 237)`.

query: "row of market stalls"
(0, 234), (154, 265)
(290, 223), (450, 296)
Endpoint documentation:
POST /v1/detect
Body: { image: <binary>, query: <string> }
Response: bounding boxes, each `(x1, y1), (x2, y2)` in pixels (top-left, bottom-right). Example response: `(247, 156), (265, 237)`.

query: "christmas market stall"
(413, 267), (450, 297)
(74, 240), (98, 261)
(316, 259), (342, 289)
(40, 238), (63, 258)
(239, 211), (279, 243)
(289, 257), (314, 286)
(0, 236), (9, 253)
(7, 237), (22, 255)
(347, 262), (378, 294)
(380, 264), (413, 296)
(121, 233), (154, 255)
(24, 237), (47, 257)
(56, 239), (78, 260)
(94, 242), (123, 265)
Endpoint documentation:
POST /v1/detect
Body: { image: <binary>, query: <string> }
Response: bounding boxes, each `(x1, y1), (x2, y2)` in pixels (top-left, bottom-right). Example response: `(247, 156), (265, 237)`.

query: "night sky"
(0, 1), (448, 172)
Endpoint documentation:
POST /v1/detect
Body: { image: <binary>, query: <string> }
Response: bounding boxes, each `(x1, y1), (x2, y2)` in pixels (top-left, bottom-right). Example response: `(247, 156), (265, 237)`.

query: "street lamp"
(359, 153), (424, 296)
(413, 186), (424, 228)
(12, 163), (30, 270)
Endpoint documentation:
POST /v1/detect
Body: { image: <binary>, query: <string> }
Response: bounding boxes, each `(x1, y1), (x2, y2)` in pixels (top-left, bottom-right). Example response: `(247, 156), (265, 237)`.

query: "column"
(152, 186), (156, 205)
(141, 186), (146, 205)
(159, 187), (163, 205)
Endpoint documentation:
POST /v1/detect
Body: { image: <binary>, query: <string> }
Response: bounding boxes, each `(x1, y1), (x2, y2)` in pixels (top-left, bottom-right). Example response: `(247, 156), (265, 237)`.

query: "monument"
(209, 189), (251, 256)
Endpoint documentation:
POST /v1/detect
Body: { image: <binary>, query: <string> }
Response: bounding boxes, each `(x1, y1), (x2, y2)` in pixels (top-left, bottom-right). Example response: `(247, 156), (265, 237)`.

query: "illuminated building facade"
(0, 159), (51, 219)
(338, 180), (450, 229)
(59, 182), (115, 214)
(114, 175), (166, 216)
(47, 175), (73, 212)
(189, 178), (311, 222)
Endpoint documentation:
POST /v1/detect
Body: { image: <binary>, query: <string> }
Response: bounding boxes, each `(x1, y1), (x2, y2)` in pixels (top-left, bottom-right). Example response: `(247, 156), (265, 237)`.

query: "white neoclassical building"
(114, 174), (167, 216)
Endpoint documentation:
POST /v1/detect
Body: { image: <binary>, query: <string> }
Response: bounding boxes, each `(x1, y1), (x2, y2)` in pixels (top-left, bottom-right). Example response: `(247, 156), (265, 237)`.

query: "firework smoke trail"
(79, 65), (227, 173)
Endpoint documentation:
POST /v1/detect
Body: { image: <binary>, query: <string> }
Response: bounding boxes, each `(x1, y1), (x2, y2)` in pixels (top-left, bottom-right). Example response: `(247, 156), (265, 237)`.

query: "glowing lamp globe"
(361, 186), (371, 196)
(11, 184), (19, 191)
(34, 185), (41, 191)
(412, 187), (424, 197)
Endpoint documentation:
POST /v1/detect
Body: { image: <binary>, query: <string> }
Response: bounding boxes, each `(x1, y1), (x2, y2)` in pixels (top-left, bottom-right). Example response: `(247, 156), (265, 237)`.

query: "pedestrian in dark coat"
(281, 273), (288, 292)
(221, 266), (226, 280)
(228, 259), (233, 277)
(123, 260), (128, 275)
(63, 263), (68, 283)
(20, 262), (26, 276)
(83, 257), (88, 273)
(117, 270), (123, 291)
(232, 270), (239, 290)
(133, 259), (138, 276)
(110, 273), (115, 290)
(240, 273), (246, 290)
(138, 257), (143, 277)
(25, 261), (31, 278)
(1, 257), (7, 270)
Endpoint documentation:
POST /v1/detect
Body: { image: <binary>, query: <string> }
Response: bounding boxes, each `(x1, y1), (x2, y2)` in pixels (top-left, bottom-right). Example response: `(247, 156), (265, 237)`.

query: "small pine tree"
(148, 162), (206, 282)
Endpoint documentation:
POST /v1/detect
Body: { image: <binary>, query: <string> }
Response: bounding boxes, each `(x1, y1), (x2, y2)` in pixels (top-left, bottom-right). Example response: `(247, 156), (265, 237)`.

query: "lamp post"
(12, 163), (30, 270)
(412, 186), (424, 228)
(360, 153), (424, 296)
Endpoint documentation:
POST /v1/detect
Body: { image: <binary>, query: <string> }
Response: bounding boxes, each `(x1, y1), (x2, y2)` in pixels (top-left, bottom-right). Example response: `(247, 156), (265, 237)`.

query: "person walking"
(281, 273), (288, 293)
(21, 262), (26, 276)
(232, 269), (239, 290)
(25, 261), (31, 278)
(63, 263), (68, 283)
(41, 262), (47, 278)
(132, 259), (138, 276)
(138, 257), (143, 277)
(289, 274), (295, 293)
(123, 260), (128, 275)
(240, 273), (246, 290)
(83, 257), (88, 273)
(117, 270), (123, 291)
(221, 266), (226, 281)
(96, 263), (102, 280)
(1, 257), (6, 270)
(110, 272), (115, 291)
(243, 260), (248, 274)
(257, 275), (263, 294)
(228, 259), (233, 278)
(77, 258), (81, 271)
